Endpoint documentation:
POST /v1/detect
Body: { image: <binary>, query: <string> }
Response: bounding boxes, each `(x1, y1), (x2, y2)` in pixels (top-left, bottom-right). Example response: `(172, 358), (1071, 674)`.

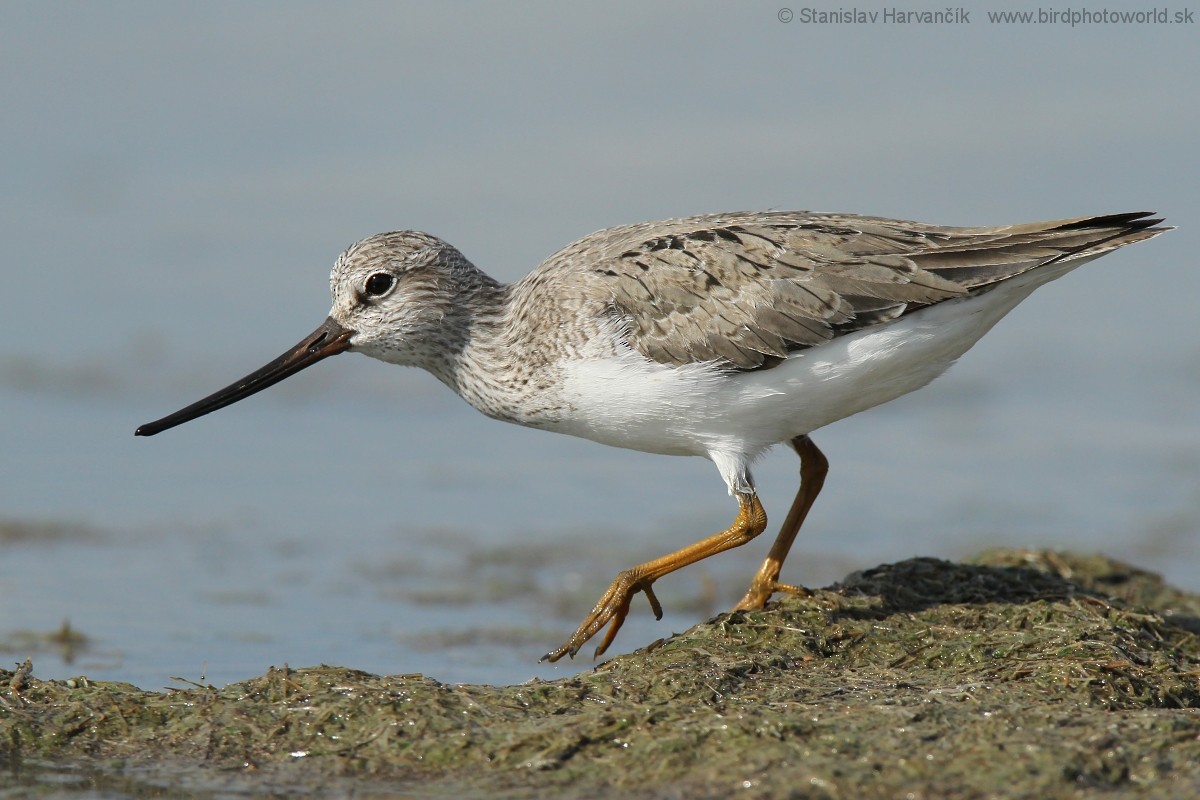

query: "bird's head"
(135, 231), (478, 437)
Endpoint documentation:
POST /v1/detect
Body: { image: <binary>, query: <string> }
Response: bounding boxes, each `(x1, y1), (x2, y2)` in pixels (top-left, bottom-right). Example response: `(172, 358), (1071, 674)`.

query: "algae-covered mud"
(3, 548), (1199, 798)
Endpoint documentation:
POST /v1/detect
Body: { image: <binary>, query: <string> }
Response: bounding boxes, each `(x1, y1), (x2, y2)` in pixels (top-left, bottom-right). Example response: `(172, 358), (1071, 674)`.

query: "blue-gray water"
(2, 4), (1198, 690)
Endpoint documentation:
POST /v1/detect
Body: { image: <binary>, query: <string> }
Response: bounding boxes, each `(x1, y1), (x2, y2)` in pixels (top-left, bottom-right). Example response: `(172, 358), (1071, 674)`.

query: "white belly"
(553, 263), (1071, 464)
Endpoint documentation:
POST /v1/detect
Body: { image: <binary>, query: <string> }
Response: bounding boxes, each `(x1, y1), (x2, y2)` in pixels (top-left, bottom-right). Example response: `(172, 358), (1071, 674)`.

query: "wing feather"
(527, 211), (1167, 369)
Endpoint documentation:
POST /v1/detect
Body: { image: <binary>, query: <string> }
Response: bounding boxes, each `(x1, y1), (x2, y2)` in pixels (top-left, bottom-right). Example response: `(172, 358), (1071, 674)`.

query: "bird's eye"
(364, 273), (396, 297)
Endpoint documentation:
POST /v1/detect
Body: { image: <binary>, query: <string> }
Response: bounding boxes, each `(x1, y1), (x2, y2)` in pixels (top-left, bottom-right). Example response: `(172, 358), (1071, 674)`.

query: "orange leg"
(542, 492), (769, 662)
(734, 435), (828, 611)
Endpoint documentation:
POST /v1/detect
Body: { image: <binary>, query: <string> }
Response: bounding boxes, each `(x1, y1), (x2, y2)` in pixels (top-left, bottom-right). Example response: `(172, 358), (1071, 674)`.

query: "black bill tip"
(135, 316), (354, 437)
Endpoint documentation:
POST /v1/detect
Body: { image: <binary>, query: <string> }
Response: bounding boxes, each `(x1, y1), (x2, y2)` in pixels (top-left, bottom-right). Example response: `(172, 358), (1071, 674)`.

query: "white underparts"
(555, 260), (1084, 496)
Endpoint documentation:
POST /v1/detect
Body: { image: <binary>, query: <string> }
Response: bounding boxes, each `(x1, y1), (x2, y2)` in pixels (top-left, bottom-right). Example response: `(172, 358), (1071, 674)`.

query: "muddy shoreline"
(4, 548), (1199, 798)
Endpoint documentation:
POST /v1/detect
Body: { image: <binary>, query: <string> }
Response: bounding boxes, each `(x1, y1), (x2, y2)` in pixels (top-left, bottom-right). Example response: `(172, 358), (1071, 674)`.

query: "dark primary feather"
(545, 211), (1165, 369)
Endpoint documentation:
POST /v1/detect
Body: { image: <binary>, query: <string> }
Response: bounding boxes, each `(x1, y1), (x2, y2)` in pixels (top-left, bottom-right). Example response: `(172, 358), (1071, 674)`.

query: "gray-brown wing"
(544, 210), (1165, 369)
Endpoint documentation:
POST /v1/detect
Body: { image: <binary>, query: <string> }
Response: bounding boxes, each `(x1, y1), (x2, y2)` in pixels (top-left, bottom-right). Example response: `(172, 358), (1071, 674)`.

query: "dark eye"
(364, 272), (395, 297)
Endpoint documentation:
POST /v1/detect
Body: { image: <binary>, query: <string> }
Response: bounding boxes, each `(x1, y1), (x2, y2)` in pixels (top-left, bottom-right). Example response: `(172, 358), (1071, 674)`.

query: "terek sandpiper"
(136, 210), (1169, 661)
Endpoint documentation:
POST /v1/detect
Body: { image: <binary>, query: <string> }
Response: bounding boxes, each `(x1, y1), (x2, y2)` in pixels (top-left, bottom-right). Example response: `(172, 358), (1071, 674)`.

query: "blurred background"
(2, 2), (1197, 688)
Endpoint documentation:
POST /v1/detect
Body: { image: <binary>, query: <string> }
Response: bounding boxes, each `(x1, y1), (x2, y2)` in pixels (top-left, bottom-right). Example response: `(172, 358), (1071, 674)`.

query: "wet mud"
(3, 549), (1199, 798)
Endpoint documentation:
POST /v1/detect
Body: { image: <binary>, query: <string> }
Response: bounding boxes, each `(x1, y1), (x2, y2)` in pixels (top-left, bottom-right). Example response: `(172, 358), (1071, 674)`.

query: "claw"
(542, 571), (652, 662)
(734, 578), (812, 612)
(542, 493), (769, 663)
(773, 582), (812, 598)
(643, 584), (664, 620)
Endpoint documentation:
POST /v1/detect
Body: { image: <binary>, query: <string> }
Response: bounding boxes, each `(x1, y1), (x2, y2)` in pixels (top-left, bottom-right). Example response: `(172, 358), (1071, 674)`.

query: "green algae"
(2, 548), (1199, 798)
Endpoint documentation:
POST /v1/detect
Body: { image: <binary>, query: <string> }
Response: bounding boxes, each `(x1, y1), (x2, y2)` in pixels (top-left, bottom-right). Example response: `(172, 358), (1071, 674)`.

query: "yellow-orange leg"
(734, 435), (828, 611)
(542, 492), (769, 662)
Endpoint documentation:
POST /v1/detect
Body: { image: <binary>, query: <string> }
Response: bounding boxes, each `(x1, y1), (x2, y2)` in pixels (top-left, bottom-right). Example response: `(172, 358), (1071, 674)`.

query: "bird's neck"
(430, 277), (566, 427)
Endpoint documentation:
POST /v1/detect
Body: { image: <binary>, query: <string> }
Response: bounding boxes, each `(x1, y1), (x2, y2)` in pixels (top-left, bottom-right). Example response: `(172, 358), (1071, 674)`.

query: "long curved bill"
(135, 317), (355, 437)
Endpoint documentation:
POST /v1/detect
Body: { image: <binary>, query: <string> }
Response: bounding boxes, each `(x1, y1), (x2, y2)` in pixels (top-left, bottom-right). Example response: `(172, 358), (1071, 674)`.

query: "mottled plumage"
(537, 211), (1163, 369)
(136, 209), (1169, 662)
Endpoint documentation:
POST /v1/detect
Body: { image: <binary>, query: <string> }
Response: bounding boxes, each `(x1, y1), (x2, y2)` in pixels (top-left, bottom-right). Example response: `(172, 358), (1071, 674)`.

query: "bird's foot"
(733, 576), (811, 612)
(541, 569), (662, 662)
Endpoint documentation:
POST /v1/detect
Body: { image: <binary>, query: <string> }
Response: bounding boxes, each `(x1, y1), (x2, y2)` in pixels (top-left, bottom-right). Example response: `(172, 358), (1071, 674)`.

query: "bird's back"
(519, 210), (1167, 372)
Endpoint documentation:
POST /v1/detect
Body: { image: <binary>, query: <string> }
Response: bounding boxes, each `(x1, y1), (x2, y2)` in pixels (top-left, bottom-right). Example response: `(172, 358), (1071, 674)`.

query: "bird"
(136, 210), (1169, 662)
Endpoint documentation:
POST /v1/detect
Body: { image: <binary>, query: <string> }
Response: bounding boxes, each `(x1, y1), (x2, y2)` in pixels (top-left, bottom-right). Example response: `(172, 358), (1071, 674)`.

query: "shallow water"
(3, 317), (1198, 690)
(4, 0), (1197, 696)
